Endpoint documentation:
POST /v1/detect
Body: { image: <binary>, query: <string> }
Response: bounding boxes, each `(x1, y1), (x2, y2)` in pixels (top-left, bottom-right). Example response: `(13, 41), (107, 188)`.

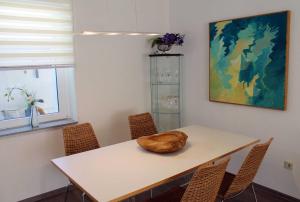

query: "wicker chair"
(128, 112), (158, 139)
(63, 123), (100, 156)
(218, 138), (273, 202)
(62, 123), (100, 202)
(148, 158), (230, 202)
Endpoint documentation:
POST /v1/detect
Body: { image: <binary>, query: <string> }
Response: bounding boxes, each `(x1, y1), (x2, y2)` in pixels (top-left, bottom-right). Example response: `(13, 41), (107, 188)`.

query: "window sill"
(0, 119), (77, 137)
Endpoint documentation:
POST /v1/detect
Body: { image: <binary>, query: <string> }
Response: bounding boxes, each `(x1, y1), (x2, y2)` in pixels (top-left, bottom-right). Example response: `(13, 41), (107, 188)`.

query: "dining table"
(51, 125), (259, 202)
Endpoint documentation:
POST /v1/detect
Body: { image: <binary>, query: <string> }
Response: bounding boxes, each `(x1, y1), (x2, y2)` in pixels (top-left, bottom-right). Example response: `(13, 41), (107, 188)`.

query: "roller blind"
(0, 0), (74, 68)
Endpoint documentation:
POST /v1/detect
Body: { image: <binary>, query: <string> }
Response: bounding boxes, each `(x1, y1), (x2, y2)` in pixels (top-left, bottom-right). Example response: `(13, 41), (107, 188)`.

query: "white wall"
(0, 1), (169, 201)
(170, 0), (300, 199)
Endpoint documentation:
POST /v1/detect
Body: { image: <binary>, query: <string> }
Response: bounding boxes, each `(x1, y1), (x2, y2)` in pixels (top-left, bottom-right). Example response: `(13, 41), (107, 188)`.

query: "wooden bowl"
(137, 131), (188, 153)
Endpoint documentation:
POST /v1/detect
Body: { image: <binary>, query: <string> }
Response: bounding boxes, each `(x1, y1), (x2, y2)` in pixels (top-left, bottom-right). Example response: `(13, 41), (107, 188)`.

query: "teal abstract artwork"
(209, 11), (290, 110)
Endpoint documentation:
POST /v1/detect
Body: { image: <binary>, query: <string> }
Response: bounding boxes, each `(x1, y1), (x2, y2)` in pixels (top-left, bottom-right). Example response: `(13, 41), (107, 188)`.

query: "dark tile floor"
(38, 183), (296, 202)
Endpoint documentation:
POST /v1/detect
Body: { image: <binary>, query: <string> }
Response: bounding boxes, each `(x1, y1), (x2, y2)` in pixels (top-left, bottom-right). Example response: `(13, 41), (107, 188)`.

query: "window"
(0, 68), (76, 130)
(0, 0), (76, 133)
(1, 69), (59, 120)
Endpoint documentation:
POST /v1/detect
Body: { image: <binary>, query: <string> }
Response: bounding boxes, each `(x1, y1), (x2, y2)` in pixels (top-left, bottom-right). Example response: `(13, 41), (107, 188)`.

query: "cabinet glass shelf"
(149, 54), (183, 132)
(151, 83), (179, 85)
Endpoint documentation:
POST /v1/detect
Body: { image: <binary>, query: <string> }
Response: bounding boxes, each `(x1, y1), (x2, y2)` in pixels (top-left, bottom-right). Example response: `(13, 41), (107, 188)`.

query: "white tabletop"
(52, 125), (259, 202)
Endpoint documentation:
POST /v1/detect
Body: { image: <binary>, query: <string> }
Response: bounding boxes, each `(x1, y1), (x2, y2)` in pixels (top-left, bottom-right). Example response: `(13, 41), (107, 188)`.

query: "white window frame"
(0, 67), (76, 131)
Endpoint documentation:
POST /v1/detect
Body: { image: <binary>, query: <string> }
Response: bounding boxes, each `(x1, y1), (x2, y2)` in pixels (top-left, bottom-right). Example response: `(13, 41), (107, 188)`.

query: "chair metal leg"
(219, 183), (257, 202)
(220, 189), (245, 201)
(150, 189), (153, 198)
(252, 183), (258, 202)
(81, 192), (86, 202)
(64, 183), (71, 202)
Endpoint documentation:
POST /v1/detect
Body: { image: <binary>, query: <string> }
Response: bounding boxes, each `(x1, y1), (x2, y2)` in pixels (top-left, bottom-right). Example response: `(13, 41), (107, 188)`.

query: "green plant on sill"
(4, 87), (44, 108)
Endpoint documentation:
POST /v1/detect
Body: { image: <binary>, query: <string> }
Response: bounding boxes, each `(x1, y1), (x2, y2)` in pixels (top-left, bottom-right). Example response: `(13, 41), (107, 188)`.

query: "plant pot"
(31, 106), (39, 128)
(157, 44), (172, 52)
(25, 106), (31, 117)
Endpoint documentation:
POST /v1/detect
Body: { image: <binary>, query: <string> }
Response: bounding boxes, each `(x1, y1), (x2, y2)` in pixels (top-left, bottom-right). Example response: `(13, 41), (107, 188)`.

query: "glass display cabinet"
(149, 54), (183, 132)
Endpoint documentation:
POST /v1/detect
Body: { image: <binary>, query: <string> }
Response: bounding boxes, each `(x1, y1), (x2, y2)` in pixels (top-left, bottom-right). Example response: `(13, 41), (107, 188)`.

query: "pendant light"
(78, 0), (162, 36)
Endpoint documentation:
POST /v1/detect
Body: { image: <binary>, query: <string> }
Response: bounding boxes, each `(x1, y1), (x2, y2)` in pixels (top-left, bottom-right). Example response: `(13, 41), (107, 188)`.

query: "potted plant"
(4, 87), (44, 127)
(151, 33), (184, 52)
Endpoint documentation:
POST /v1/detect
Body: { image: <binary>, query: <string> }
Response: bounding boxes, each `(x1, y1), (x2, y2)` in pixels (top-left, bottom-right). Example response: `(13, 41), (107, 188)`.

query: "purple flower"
(151, 33), (185, 47)
(174, 34), (184, 45)
(162, 33), (177, 45)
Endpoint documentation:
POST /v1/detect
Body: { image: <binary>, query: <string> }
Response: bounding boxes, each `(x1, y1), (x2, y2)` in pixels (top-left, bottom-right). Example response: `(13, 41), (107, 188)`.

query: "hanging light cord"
(134, 0), (138, 32)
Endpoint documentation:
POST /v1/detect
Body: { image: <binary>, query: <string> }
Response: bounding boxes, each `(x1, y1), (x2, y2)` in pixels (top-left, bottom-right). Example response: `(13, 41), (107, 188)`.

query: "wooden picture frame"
(209, 11), (290, 110)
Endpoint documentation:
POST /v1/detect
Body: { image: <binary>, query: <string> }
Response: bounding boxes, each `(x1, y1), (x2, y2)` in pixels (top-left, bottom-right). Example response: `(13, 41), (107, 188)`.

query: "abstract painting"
(209, 11), (290, 110)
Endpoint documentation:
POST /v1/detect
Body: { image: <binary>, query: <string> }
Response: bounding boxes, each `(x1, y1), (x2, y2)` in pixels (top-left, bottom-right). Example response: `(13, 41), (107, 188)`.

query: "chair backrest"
(224, 138), (273, 198)
(63, 123), (100, 156)
(128, 112), (158, 139)
(181, 158), (230, 202)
